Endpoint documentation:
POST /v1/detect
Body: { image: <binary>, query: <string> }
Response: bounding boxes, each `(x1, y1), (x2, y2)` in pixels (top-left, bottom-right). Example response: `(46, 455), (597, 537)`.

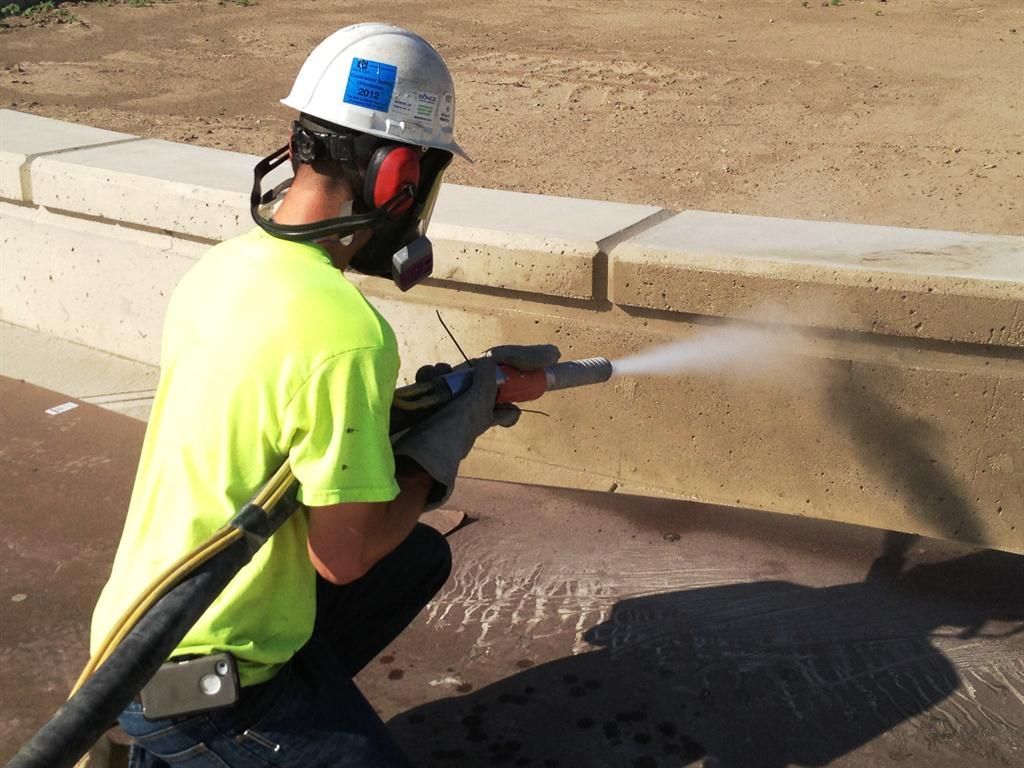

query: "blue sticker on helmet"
(343, 58), (397, 112)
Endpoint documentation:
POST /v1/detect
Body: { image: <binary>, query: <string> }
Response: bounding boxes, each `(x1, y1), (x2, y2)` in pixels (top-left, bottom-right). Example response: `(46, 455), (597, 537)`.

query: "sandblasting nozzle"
(543, 357), (613, 391)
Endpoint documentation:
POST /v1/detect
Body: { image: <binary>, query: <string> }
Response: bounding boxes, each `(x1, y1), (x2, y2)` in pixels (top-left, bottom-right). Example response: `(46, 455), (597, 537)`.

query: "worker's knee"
(408, 522), (453, 590)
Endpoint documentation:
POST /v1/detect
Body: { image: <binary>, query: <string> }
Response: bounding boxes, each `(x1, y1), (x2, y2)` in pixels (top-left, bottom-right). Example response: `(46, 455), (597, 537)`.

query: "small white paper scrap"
(45, 402), (79, 416)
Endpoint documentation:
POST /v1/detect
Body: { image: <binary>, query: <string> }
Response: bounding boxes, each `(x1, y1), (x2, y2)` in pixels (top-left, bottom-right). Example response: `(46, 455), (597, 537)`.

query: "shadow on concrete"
(389, 541), (1023, 767)
(385, 360), (1020, 767)
(824, 362), (990, 547)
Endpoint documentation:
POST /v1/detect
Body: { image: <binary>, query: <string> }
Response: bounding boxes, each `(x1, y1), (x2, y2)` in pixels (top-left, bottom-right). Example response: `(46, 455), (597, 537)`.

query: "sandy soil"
(1, 0), (1022, 235)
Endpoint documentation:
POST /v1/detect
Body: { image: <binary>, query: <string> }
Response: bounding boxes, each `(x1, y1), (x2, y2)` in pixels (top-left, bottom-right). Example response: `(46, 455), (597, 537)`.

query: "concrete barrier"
(2, 109), (1021, 553)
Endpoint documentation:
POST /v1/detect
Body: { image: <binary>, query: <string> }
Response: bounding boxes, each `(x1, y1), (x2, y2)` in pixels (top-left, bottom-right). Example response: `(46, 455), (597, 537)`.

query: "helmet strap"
(250, 145), (391, 242)
(250, 137), (452, 290)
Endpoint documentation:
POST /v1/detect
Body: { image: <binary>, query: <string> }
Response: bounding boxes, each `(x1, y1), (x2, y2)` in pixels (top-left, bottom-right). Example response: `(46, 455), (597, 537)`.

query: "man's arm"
(304, 346), (558, 585)
(306, 458), (433, 585)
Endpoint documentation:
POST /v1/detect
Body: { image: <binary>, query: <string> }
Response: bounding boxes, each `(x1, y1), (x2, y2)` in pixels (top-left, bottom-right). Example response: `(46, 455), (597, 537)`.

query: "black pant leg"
(312, 522), (452, 676)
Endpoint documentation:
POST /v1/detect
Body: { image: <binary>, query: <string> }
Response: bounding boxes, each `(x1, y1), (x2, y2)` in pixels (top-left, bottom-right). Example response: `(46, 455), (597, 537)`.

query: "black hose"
(8, 538), (252, 768)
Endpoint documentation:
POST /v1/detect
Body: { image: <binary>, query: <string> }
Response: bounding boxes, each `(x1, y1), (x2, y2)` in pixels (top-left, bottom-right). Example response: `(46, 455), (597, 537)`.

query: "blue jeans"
(119, 523), (452, 767)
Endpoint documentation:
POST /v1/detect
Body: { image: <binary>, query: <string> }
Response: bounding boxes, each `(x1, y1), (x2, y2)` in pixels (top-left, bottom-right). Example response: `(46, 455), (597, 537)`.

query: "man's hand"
(485, 344), (560, 426)
(485, 344), (561, 370)
(393, 357), (498, 507)
(393, 343), (560, 506)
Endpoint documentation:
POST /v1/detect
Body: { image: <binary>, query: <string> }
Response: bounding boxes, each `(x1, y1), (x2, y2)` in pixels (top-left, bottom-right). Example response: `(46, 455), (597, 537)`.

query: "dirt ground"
(1, 0), (1022, 236)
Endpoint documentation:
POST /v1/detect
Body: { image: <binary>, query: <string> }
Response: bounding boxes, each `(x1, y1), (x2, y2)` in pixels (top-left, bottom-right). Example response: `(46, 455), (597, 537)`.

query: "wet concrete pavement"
(2, 375), (1022, 767)
(0, 377), (143, 764)
(363, 482), (1023, 768)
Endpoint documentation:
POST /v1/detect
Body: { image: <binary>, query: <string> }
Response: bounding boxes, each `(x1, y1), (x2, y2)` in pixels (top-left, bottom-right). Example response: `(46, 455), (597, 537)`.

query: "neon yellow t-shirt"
(90, 228), (401, 686)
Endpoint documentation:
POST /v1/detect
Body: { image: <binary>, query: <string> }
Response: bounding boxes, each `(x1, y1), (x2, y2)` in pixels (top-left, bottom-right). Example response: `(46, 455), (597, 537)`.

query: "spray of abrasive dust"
(611, 305), (807, 379)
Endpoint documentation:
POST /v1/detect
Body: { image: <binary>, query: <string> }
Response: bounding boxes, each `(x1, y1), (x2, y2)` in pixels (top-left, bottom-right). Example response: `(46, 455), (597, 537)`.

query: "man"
(90, 23), (558, 767)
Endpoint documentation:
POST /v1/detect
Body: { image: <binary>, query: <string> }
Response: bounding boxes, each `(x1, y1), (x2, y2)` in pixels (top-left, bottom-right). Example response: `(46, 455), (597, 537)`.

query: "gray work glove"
(395, 344), (561, 507)
(485, 344), (561, 370)
(393, 356), (499, 508)
(484, 344), (560, 427)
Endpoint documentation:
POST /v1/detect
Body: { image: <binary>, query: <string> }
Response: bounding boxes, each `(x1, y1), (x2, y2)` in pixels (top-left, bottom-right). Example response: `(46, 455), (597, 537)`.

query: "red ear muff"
(364, 145), (421, 213)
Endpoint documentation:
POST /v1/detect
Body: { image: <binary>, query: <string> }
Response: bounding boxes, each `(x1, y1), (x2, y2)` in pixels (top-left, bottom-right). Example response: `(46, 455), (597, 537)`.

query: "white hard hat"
(282, 23), (468, 160)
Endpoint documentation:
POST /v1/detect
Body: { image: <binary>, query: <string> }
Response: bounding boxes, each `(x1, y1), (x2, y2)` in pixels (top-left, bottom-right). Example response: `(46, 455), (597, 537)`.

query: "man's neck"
(271, 173), (364, 270)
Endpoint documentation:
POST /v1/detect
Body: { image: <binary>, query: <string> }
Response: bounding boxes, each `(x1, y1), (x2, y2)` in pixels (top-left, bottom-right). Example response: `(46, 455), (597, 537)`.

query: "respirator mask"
(251, 115), (452, 291)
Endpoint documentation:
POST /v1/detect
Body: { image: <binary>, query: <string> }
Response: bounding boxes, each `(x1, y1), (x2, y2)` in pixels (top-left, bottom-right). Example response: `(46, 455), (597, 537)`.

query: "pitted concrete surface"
(2, 376), (1021, 767)
(4, 111), (1022, 553)
(0, 109), (133, 201)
